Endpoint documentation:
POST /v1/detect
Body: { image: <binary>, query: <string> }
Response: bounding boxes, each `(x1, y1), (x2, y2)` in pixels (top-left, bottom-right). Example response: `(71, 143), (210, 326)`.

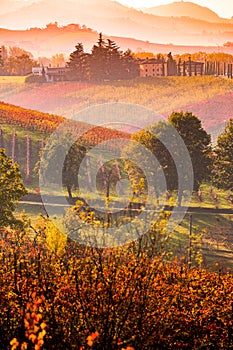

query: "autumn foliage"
(0, 101), (64, 133)
(1, 223), (233, 350)
(0, 101), (129, 145)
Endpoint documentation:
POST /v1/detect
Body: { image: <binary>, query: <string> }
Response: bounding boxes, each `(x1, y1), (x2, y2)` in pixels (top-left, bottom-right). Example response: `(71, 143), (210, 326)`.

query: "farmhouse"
(32, 66), (69, 82)
(139, 58), (168, 77)
(139, 55), (179, 77)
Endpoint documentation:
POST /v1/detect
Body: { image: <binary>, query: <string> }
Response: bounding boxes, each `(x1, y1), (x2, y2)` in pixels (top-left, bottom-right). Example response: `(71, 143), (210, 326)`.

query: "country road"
(20, 193), (233, 216)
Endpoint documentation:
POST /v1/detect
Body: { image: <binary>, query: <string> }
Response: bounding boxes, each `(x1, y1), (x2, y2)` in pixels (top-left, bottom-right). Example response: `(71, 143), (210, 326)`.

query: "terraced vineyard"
(2, 76), (233, 138)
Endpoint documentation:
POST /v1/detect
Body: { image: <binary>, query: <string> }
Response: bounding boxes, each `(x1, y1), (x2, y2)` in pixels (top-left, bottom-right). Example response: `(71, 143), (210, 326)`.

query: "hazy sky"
(117, 0), (233, 19)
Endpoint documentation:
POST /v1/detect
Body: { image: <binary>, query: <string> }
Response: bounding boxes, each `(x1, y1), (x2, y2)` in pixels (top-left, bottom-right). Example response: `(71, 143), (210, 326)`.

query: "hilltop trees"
(66, 43), (89, 81)
(67, 33), (139, 82)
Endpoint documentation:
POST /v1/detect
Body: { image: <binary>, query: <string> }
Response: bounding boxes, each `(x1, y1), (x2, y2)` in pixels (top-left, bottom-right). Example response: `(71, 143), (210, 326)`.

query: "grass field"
(0, 76), (26, 84)
(0, 75), (28, 99)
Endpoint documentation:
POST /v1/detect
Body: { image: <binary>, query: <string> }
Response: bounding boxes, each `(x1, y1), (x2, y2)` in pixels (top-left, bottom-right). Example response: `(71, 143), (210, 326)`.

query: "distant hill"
(1, 0), (233, 50)
(141, 1), (223, 23)
(1, 23), (233, 58)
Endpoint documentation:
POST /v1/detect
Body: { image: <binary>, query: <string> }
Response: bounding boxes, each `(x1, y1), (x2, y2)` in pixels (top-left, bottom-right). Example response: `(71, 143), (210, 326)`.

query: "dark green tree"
(66, 43), (89, 81)
(89, 33), (108, 81)
(0, 148), (27, 228)
(212, 119), (233, 192)
(62, 142), (87, 200)
(105, 39), (122, 80)
(168, 111), (212, 191)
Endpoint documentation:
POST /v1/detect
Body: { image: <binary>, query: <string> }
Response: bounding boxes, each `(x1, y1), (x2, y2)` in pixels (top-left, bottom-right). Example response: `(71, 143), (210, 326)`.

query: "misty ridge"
(0, 0), (233, 55)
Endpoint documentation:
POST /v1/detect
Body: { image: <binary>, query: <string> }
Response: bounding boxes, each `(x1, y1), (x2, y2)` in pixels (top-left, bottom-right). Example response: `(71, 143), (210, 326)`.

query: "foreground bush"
(1, 225), (233, 349)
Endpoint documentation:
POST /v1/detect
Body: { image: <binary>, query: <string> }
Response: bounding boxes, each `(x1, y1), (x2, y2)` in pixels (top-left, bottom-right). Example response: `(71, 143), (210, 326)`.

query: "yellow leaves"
(40, 322), (46, 330)
(10, 339), (28, 350)
(45, 220), (67, 256)
(10, 338), (19, 350)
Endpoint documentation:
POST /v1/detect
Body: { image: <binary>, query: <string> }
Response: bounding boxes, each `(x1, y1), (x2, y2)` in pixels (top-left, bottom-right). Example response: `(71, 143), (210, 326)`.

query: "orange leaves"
(87, 331), (99, 346)
(22, 293), (47, 350)
(10, 339), (28, 350)
(0, 101), (64, 133)
(0, 101), (129, 150)
(3, 227), (233, 349)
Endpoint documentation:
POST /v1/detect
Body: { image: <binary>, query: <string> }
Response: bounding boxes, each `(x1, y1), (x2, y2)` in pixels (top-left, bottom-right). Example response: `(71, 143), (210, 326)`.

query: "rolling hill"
(0, 100), (130, 144)
(2, 76), (233, 140)
(141, 1), (224, 23)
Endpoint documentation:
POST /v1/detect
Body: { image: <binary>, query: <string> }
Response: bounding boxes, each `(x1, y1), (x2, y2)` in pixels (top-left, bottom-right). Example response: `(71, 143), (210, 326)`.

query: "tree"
(168, 111), (212, 191)
(212, 119), (233, 192)
(122, 49), (139, 79)
(0, 47), (3, 68)
(127, 112), (211, 206)
(0, 148), (27, 228)
(39, 132), (87, 200)
(0, 46), (7, 74)
(129, 122), (178, 198)
(62, 141), (87, 200)
(51, 53), (66, 67)
(4, 54), (36, 76)
(89, 33), (108, 81)
(105, 39), (122, 80)
(66, 43), (89, 81)
(8, 46), (33, 59)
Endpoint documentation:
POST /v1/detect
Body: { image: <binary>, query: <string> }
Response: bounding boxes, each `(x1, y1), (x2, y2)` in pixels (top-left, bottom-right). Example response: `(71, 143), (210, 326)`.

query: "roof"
(139, 59), (165, 65)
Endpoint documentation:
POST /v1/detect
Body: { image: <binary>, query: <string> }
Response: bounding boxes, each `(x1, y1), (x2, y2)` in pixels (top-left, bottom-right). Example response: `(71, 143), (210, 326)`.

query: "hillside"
(141, 1), (223, 23)
(0, 100), (131, 188)
(2, 77), (233, 138)
(0, 100), (130, 142)
(1, 0), (233, 50)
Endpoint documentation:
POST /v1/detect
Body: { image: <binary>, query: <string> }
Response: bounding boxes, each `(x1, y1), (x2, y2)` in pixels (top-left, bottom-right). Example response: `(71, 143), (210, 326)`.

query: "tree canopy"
(212, 119), (233, 191)
(67, 33), (139, 82)
(128, 112), (212, 206)
(168, 111), (212, 191)
(0, 148), (27, 228)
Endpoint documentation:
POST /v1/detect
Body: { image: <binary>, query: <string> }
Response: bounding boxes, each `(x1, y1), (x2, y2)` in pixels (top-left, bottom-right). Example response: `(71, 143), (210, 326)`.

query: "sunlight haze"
(116, 0), (233, 19)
